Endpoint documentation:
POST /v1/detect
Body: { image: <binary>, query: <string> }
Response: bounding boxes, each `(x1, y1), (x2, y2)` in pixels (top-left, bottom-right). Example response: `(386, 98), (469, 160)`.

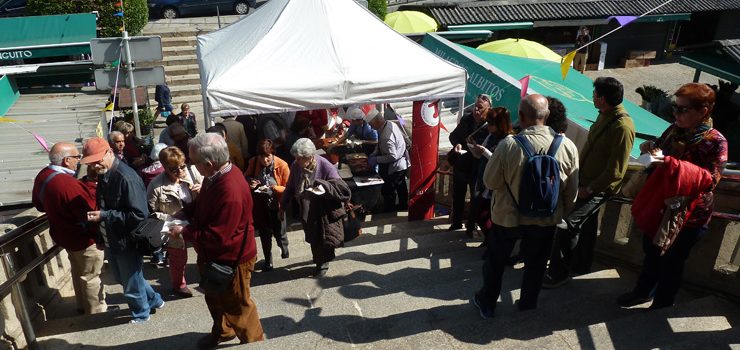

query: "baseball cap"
(80, 137), (111, 164)
(345, 106), (364, 121)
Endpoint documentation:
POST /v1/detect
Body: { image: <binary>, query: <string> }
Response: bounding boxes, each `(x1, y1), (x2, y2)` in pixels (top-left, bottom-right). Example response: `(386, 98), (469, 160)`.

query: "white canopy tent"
(196, 0), (467, 120)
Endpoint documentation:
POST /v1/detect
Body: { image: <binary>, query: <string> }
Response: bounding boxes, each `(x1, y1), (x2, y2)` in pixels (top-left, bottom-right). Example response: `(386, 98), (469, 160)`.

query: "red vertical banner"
(408, 100), (440, 221)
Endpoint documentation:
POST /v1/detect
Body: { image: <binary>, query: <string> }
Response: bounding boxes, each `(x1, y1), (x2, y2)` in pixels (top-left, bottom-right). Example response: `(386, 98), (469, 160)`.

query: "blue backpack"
(506, 134), (564, 217)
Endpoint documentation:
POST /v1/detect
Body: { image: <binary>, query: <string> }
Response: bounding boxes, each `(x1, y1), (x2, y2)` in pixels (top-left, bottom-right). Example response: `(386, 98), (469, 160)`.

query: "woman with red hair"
(618, 83), (728, 310)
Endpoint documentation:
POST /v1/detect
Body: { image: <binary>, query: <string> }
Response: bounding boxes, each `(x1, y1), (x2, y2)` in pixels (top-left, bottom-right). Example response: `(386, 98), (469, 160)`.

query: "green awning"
(447, 22), (534, 32)
(679, 52), (740, 85)
(634, 13), (691, 23)
(0, 13), (96, 61)
(422, 33), (670, 158)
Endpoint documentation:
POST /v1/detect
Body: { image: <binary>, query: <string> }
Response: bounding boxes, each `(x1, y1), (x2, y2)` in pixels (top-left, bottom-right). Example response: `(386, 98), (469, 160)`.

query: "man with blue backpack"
(472, 94), (579, 319)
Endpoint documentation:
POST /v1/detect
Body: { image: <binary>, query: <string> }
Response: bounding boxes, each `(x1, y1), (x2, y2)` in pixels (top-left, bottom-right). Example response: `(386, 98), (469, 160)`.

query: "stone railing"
(0, 208), (72, 350)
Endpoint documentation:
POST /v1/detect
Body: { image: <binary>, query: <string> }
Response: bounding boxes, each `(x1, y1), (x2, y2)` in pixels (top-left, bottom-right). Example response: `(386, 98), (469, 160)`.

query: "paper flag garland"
(115, 1), (123, 7)
(114, 11), (124, 17)
(608, 16), (638, 26)
(519, 75), (530, 98)
(33, 133), (50, 152)
(560, 51), (577, 80)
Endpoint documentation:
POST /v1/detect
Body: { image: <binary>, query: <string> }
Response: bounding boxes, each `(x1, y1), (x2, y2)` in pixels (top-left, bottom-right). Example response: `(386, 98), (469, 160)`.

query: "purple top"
(281, 155), (340, 209)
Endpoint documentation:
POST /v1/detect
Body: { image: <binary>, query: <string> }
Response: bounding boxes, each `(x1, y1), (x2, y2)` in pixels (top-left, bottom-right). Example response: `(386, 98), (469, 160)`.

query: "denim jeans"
(108, 249), (163, 321)
(479, 225), (555, 311)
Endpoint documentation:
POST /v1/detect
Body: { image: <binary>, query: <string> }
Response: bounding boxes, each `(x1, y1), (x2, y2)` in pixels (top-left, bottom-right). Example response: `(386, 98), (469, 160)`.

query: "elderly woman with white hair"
(279, 138), (350, 277)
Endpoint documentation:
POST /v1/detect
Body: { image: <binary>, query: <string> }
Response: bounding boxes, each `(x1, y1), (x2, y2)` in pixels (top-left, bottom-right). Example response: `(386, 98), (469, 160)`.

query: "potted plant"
(635, 85), (667, 110)
(123, 108), (156, 136)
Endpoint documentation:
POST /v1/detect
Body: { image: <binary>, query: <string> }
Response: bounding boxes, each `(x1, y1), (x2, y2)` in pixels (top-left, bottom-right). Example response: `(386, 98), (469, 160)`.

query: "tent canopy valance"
(196, 0), (467, 117)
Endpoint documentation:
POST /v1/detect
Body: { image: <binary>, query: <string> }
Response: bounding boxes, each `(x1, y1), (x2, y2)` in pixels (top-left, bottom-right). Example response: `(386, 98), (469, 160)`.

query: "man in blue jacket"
(83, 137), (164, 324)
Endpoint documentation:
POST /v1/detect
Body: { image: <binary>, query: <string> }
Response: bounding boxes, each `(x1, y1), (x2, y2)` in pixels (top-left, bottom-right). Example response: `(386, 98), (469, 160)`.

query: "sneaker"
(150, 300), (165, 313)
(129, 316), (151, 324)
(471, 293), (495, 320)
(616, 292), (652, 308)
(541, 273), (571, 289)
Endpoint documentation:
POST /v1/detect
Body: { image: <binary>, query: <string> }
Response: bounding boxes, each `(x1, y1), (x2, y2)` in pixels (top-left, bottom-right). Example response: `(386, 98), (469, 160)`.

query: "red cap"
(80, 137), (111, 164)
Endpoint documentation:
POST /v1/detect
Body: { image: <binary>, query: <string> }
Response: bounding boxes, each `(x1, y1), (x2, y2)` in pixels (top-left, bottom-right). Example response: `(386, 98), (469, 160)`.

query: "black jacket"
(449, 112), (488, 174)
(97, 158), (149, 254)
(302, 178), (351, 248)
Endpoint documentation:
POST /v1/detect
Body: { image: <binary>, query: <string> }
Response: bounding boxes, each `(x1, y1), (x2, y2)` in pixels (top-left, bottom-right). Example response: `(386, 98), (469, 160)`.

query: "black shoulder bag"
(199, 232), (248, 294)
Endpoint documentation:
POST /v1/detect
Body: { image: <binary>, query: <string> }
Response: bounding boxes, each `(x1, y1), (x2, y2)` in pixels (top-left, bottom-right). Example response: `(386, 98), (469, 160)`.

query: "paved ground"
(582, 60), (722, 105)
(34, 212), (740, 349)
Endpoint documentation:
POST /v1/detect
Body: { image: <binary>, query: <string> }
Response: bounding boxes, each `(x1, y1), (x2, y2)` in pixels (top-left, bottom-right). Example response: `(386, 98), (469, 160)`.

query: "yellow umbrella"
(384, 11), (437, 34)
(477, 38), (562, 62)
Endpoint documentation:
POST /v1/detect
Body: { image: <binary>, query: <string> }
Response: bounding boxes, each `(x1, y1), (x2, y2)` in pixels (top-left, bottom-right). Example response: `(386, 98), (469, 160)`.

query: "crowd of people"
(30, 77), (727, 346)
(446, 80), (727, 319)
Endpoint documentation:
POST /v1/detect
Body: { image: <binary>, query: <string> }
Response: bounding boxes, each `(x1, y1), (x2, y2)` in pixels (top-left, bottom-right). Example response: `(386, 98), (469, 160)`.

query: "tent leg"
(693, 69), (701, 83)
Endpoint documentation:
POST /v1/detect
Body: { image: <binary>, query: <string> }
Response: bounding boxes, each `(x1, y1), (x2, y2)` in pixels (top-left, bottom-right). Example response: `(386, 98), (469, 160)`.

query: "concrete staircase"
(34, 213), (740, 349)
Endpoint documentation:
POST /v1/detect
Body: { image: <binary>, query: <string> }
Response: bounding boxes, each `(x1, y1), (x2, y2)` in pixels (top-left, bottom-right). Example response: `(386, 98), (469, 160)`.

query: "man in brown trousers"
(170, 133), (264, 348)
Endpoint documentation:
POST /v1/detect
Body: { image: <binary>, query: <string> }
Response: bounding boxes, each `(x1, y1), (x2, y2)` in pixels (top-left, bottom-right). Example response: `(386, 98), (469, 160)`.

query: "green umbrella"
(384, 11), (438, 34)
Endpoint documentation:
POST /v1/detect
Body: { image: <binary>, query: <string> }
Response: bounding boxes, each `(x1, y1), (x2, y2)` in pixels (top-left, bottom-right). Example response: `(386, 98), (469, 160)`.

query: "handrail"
(0, 245), (62, 299)
(609, 196), (739, 222)
(0, 214), (57, 350)
(0, 215), (50, 252)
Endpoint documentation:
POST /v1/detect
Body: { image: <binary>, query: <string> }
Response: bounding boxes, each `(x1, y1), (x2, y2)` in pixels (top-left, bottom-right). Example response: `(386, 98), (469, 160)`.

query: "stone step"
(160, 64), (200, 76)
(162, 54), (197, 67)
(169, 74), (201, 86)
(553, 296), (740, 349)
(147, 84), (201, 99)
(162, 45), (197, 57)
(35, 264), (638, 349)
(143, 28), (205, 38)
(160, 36), (198, 48)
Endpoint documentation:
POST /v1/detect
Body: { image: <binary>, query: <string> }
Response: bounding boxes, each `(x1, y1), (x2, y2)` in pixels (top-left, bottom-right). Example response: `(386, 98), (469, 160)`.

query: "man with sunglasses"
(32, 142), (109, 315)
(81, 137), (164, 324)
(448, 94), (492, 235)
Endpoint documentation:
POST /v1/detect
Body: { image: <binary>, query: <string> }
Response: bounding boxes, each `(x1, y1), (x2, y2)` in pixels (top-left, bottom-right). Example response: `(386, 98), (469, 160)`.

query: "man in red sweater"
(170, 133), (264, 348)
(31, 142), (107, 314)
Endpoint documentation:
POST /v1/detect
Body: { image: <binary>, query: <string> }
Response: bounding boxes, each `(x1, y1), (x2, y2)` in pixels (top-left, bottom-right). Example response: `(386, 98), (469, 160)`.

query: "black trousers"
(548, 194), (609, 278)
(258, 209), (288, 262)
(632, 226), (705, 307)
(310, 244), (335, 267)
(451, 170), (475, 228)
(479, 224), (555, 311)
(379, 167), (408, 212)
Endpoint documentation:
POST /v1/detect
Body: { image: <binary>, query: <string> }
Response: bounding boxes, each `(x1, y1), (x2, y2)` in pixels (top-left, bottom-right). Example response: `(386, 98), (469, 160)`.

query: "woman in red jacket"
(245, 139), (291, 271)
(617, 83), (728, 310)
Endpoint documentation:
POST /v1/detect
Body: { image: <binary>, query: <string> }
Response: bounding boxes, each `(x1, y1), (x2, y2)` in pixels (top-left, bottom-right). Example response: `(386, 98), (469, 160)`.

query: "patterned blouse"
(657, 126), (728, 228)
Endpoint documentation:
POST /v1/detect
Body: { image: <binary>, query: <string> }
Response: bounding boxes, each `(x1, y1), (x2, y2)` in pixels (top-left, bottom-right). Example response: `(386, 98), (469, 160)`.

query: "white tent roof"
(196, 0), (467, 116)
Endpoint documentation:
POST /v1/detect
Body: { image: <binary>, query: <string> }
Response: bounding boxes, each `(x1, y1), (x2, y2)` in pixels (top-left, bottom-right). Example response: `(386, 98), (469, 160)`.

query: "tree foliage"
(27, 0), (148, 37)
(368, 0), (387, 20)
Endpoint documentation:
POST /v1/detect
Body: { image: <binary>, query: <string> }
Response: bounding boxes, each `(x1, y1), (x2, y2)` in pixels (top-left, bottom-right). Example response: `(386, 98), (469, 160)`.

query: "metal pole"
(1, 254), (42, 350)
(217, 6), (222, 28)
(122, 30), (142, 138)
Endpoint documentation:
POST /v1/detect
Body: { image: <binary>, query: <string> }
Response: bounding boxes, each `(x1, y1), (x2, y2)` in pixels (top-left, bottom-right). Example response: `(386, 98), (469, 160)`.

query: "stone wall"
(0, 208), (74, 350)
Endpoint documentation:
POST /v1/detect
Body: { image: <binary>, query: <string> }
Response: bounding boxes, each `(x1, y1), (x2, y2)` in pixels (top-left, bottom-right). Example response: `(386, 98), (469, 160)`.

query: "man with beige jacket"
(472, 94), (579, 319)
